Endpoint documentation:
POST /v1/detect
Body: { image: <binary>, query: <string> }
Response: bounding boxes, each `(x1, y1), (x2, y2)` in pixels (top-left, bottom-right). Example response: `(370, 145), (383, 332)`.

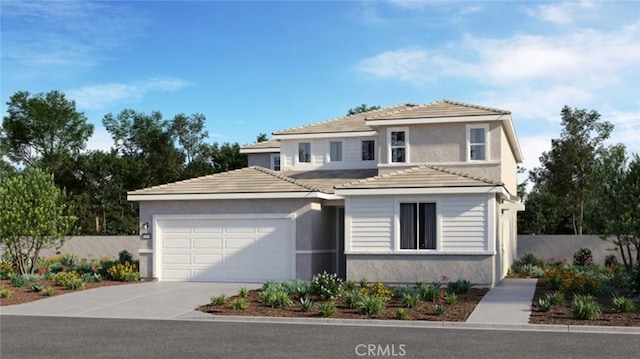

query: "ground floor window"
(399, 203), (436, 250)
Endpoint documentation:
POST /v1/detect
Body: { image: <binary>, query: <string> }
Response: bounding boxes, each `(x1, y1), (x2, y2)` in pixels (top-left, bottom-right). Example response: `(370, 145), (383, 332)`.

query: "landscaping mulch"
(0, 279), (135, 306)
(529, 280), (640, 327)
(197, 288), (488, 321)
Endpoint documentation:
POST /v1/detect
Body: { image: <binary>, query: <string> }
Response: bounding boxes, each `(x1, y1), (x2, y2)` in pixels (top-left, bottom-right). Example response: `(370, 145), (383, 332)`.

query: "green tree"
(256, 133), (269, 142)
(0, 168), (77, 274)
(170, 113), (208, 165)
(531, 106), (613, 235)
(347, 104), (381, 115)
(0, 90), (94, 170)
(210, 142), (247, 172)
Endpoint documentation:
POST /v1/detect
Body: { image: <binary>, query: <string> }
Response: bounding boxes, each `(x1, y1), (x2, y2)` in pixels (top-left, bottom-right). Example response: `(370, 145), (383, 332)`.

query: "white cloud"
(85, 126), (115, 152)
(525, 1), (598, 25)
(68, 77), (192, 110)
(356, 49), (435, 83)
(604, 110), (640, 155)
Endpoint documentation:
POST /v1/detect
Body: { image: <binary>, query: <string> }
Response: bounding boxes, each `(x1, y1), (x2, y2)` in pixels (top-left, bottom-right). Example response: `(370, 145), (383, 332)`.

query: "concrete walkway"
(466, 278), (538, 324)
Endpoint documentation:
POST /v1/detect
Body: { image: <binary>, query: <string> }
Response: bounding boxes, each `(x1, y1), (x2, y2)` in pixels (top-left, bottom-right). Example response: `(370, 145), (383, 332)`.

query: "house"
(127, 100), (524, 287)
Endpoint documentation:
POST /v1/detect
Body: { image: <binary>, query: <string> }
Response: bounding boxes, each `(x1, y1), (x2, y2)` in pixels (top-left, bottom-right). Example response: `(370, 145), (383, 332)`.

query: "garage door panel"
(162, 253), (191, 264)
(163, 238), (191, 249)
(192, 225), (223, 234)
(193, 254), (223, 265)
(192, 238), (224, 249)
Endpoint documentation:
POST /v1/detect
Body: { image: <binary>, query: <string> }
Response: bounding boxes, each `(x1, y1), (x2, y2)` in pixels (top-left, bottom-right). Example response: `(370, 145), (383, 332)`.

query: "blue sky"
(1, 0), (639, 180)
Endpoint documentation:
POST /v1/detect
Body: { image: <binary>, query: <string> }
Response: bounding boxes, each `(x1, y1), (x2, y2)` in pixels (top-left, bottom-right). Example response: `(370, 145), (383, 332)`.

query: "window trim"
(396, 199), (439, 252)
(361, 139), (375, 161)
(297, 142), (311, 164)
(466, 124), (490, 162)
(387, 127), (409, 164)
(328, 141), (343, 162)
(270, 153), (281, 171)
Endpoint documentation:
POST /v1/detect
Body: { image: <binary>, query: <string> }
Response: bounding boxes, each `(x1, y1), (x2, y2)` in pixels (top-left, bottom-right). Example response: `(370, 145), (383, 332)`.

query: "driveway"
(0, 282), (260, 320)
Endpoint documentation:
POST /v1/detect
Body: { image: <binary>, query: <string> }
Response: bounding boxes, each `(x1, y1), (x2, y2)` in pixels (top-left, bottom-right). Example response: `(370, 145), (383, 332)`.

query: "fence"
(517, 235), (636, 265)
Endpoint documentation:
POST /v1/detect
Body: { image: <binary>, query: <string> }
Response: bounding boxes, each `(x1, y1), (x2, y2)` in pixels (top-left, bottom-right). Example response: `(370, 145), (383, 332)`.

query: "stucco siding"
(500, 126), (518, 195)
(247, 153), (272, 168)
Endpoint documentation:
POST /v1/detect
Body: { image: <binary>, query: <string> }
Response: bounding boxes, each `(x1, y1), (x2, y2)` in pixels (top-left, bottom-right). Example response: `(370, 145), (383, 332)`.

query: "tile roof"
(365, 100), (510, 121)
(335, 165), (503, 190)
(273, 104), (417, 135)
(240, 139), (280, 151)
(286, 169), (379, 194)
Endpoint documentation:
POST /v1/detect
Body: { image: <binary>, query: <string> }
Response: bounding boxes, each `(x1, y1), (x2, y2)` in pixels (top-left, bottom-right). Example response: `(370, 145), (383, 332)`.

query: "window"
(362, 140), (375, 161)
(389, 128), (408, 163)
(298, 143), (311, 163)
(271, 154), (280, 171)
(329, 141), (343, 162)
(399, 203), (436, 250)
(468, 126), (488, 161)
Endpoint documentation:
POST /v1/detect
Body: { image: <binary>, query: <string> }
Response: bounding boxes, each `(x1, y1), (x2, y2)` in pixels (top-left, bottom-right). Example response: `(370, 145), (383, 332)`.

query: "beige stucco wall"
(500, 126), (518, 196)
(247, 153), (272, 168)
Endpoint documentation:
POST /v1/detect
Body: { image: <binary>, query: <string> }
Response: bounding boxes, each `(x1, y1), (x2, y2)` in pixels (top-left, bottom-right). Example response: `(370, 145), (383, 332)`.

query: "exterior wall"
(346, 194), (493, 254)
(247, 153), (272, 168)
(30, 236), (139, 260)
(500, 126), (518, 195)
(517, 235), (636, 265)
(346, 254), (495, 286)
(280, 136), (378, 171)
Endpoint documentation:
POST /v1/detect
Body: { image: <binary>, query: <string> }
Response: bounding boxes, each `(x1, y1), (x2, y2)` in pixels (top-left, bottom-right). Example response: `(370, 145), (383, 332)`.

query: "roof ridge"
(364, 99), (510, 121)
(440, 99), (511, 115)
(250, 166), (322, 192)
(272, 104), (413, 135)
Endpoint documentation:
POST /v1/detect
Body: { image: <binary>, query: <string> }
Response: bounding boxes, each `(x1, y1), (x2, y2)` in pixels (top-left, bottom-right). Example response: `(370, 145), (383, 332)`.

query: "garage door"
(156, 217), (293, 282)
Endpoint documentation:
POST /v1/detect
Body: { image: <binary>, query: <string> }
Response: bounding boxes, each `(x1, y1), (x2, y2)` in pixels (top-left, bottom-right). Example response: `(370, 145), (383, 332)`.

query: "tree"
(0, 168), (77, 274)
(170, 113), (209, 165)
(256, 133), (269, 143)
(210, 142), (247, 172)
(531, 106), (613, 235)
(0, 90), (94, 170)
(347, 104), (381, 115)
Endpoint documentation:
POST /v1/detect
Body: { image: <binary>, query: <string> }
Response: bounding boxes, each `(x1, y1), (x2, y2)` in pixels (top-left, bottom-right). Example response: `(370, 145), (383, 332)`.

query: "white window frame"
(329, 141), (343, 162)
(361, 139), (375, 161)
(466, 124), (489, 162)
(271, 153), (281, 171)
(298, 142), (311, 163)
(387, 127), (409, 164)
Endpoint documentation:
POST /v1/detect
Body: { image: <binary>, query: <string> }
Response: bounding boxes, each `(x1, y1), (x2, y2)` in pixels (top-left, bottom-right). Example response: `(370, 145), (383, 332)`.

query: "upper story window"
(362, 140), (375, 161)
(399, 202), (436, 250)
(329, 141), (343, 162)
(467, 125), (489, 161)
(271, 154), (281, 171)
(298, 142), (311, 163)
(388, 127), (408, 163)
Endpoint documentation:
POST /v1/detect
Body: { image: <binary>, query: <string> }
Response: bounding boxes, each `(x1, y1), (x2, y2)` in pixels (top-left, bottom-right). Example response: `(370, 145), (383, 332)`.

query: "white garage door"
(156, 217), (293, 282)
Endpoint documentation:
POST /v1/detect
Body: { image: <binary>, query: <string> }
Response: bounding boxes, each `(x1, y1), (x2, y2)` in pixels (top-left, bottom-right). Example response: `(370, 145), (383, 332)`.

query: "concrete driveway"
(0, 282), (260, 320)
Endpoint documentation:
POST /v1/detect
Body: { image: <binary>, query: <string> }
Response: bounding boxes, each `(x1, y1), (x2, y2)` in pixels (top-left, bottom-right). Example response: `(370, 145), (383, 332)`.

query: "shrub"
(537, 298), (552, 312)
(543, 266), (605, 295)
(0, 261), (14, 279)
(545, 291), (565, 306)
(604, 255), (618, 269)
(516, 253), (545, 267)
(514, 264), (545, 278)
(59, 254), (79, 269)
(418, 283), (440, 302)
(262, 281), (288, 293)
(395, 308), (407, 320)
(82, 273), (102, 283)
(259, 290), (293, 308)
(447, 279), (471, 294)
(612, 295), (636, 313)
(107, 262), (140, 282)
(317, 301), (337, 317)
(299, 297), (313, 312)
(573, 248), (593, 266)
(343, 280), (357, 292)
(444, 292), (458, 305)
(210, 294), (226, 305)
(359, 278), (368, 288)
(434, 304), (446, 315)
(230, 298), (248, 310)
(356, 294), (387, 316)
(50, 271), (85, 290)
(42, 286), (54, 296)
(393, 285), (418, 299)
(572, 294), (601, 320)
(291, 281), (311, 299)
(118, 250), (134, 264)
(311, 271), (343, 300)
(344, 290), (364, 309)
(65, 278), (85, 290)
(238, 287), (249, 298)
(401, 292), (421, 308)
(10, 275), (31, 288)
(359, 282), (393, 302)
(31, 281), (43, 292)
(0, 286), (13, 298)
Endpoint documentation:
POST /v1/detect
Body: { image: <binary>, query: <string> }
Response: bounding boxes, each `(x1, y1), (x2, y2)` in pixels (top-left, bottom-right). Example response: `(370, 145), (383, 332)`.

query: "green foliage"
(395, 308), (408, 320)
(311, 271), (343, 300)
(31, 281), (43, 292)
(604, 255), (619, 269)
(210, 294), (226, 306)
(393, 285), (418, 299)
(572, 294), (601, 320)
(347, 104), (381, 116)
(10, 275), (31, 288)
(356, 294), (387, 316)
(447, 279), (471, 294)
(42, 286), (54, 296)
(359, 278), (368, 288)
(545, 291), (565, 306)
(0, 168), (78, 275)
(344, 290), (364, 309)
(106, 262), (140, 282)
(317, 301), (337, 317)
(0, 261), (14, 279)
(401, 292), (421, 308)
(299, 297), (313, 312)
(512, 263), (545, 278)
(433, 304), (446, 315)
(342, 280), (357, 292)
(612, 295), (635, 313)
(573, 248), (593, 266)
(543, 266), (606, 295)
(0, 286), (13, 298)
(230, 298), (248, 310)
(417, 282), (441, 302)
(259, 290), (293, 308)
(537, 298), (553, 312)
(82, 273), (102, 283)
(238, 287), (249, 298)
(118, 250), (133, 264)
(444, 292), (458, 305)
(359, 282), (393, 302)
(516, 254), (545, 267)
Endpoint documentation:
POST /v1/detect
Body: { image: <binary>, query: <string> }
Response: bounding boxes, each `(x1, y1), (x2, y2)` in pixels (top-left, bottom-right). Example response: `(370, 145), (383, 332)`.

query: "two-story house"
(128, 100), (524, 287)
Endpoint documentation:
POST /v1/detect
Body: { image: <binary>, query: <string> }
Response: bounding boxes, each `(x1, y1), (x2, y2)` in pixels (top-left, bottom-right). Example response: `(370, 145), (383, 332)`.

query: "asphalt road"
(1, 316), (638, 359)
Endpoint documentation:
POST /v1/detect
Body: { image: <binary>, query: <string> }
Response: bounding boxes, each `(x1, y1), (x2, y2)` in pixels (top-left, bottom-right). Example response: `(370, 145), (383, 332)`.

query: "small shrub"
(395, 308), (407, 320)
(65, 278), (85, 290)
(572, 294), (601, 320)
(82, 273), (102, 283)
(343, 280), (357, 292)
(393, 285), (418, 298)
(42, 286), (54, 296)
(434, 304), (446, 315)
(612, 295), (636, 313)
(238, 287), (249, 298)
(537, 298), (553, 312)
(447, 279), (471, 294)
(107, 262), (140, 282)
(259, 290), (293, 308)
(311, 271), (343, 300)
(294, 283), (311, 299)
(401, 292), (421, 308)
(444, 292), (458, 305)
(118, 250), (134, 264)
(604, 255), (618, 269)
(546, 276), (563, 291)
(0, 261), (14, 279)
(10, 275), (30, 288)
(0, 286), (13, 298)
(516, 253), (544, 267)
(418, 283), (441, 302)
(573, 248), (593, 266)
(359, 278), (368, 288)
(262, 281), (288, 293)
(299, 297), (313, 312)
(317, 301), (337, 317)
(344, 290), (364, 309)
(360, 282), (393, 302)
(356, 294), (387, 316)
(50, 271), (84, 290)
(230, 298), (248, 310)
(545, 291), (565, 306)
(60, 254), (79, 269)
(31, 281), (43, 293)
(210, 294), (226, 305)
